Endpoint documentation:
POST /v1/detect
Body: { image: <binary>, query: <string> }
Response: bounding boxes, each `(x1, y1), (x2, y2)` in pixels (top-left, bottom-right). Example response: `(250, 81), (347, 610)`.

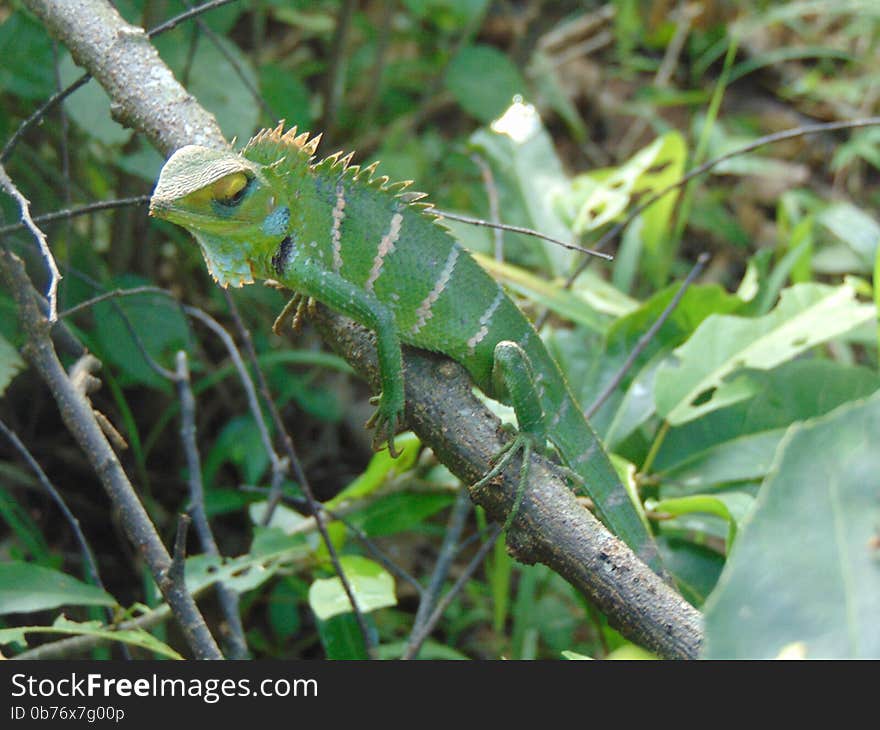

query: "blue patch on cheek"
(262, 206), (290, 237)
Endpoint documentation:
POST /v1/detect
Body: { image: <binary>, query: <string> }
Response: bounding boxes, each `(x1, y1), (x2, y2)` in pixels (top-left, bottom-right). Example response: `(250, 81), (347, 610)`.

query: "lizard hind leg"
(473, 340), (548, 531)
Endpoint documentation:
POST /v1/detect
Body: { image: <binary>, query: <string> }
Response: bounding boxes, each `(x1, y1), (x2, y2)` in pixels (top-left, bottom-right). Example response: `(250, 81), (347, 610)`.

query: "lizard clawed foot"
(365, 394), (405, 458)
(272, 293), (316, 336)
(473, 431), (537, 532)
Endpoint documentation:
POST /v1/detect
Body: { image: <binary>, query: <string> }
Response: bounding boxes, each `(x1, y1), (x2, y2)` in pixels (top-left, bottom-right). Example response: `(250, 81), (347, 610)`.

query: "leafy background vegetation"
(1, 0), (879, 659)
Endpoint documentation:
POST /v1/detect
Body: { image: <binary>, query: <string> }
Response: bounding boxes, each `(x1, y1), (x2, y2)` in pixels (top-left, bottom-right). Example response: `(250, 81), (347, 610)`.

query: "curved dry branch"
(22, 0), (703, 658)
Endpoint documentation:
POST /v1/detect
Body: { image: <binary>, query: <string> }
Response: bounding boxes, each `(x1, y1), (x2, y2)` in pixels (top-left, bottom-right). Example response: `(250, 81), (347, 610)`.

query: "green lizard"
(149, 124), (662, 572)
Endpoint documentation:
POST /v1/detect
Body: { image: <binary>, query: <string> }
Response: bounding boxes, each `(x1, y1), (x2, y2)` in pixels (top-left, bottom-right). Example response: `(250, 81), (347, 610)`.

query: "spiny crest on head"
(241, 122), (323, 168)
(312, 149), (434, 214)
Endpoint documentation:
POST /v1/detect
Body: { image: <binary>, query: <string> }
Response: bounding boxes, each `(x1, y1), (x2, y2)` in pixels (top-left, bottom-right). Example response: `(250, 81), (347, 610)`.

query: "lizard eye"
(212, 172), (250, 206)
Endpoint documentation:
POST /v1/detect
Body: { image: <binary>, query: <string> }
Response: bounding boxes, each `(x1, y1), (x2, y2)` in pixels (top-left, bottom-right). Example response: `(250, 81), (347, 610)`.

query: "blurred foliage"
(1, 0), (880, 659)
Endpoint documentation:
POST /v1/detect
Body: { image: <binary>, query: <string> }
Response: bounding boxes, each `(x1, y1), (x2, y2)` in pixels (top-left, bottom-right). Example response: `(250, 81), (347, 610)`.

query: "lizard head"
(150, 145), (288, 288)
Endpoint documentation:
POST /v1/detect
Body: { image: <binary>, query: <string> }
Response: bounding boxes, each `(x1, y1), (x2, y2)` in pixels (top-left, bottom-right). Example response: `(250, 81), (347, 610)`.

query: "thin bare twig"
(179, 0), (278, 121)
(410, 488), (472, 638)
(216, 290), (377, 657)
(0, 196), (150, 239)
(0, 163), (62, 322)
(175, 351), (249, 659)
(470, 153), (505, 261)
(320, 0), (357, 144)
(0, 248), (223, 659)
(402, 525), (503, 660)
(145, 0), (240, 39)
(436, 210), (613, 261)
(57, 284), (172, 320)
(585, 252), (711, 419)
(0, 419), (104, 591)
(565, 115), (880, 288)
(1, 1), (237, 165)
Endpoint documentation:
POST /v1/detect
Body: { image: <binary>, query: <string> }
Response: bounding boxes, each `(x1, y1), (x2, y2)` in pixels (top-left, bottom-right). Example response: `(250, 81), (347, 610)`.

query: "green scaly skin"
(149, 125), (663, 573)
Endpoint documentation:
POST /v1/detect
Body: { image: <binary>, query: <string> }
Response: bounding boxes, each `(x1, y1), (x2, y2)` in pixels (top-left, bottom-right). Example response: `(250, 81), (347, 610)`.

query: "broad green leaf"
(605, 644), (658, 660)
(0, 562), (116, 614)
(204, 415), (269, 487)
(88, 278), (190, 391)
(605, 281), (743, 369)
(655, 360), (880, 476)
(604, 355), (662, 447)
(656, 429), (785, 494)
(308, 556), (396, 621)
(703, 391), (880, 658)
(649, 492), (754, 547)
(469, 100), (576, 276)
(445, 45), (527, 123)
(0, 615), (183, 659)
(259, 62), (311, 130)
(249, 501), (311, 534)
(58, 54), (131, 144)
(316, 612), (369, 659)
(817, 202), (880, 272)
(154, 33), (259, 145)
(656, 535), (725, 608)
(475, 254), (617, 333)
(561, 131), (686, 256)
(325, 432), (421, 508)
(0, 12), (55, 100)
(0, 332), (24, 396)
(655, 283), (875, 425)
(347, 491), (457, 537)
(268, 577), (304, 640)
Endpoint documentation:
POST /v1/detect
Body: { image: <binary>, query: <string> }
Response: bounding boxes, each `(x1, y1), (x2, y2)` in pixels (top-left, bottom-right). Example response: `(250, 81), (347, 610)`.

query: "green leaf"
(561, 131), (686, 254)
(324, 432), (421, 509)
(703, 391), (880, 658)
(445, 45), (527, 123)
(0, 12), (56, 100)
(308, 556), (396, 621)
(88, 279), (190, 390)
(474, 254), (618, 333)
(204, 415), (270, 487)
(0, 332), (24, 396)
(268, 578), (304, 641)
(561, 650), (592, 660)
(58, 54), (131, 144)
(347, 491), (456, 537)
(316, 612), (369, 659)
(656, 535), (725, 608)
(655, 283), (875, 425)
(649, 492), (754, 548)
(656, 429), (785, 494)
(0, 615), (182, 659)
(817, 202), (880, 272)
(259, 62), (311, 130)
(469, 100), (576, 276)
(0, 562), (116, 614)
(655, 360), (880, 477)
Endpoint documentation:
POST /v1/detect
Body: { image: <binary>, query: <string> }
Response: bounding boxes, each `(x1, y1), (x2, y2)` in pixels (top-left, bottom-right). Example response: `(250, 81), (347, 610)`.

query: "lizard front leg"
(282, 257), (406, 457)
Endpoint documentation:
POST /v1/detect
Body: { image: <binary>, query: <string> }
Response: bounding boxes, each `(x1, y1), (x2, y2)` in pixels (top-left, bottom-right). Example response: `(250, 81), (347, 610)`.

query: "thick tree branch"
(22, 0), (704, 658)
(23, 0), (226, 154)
